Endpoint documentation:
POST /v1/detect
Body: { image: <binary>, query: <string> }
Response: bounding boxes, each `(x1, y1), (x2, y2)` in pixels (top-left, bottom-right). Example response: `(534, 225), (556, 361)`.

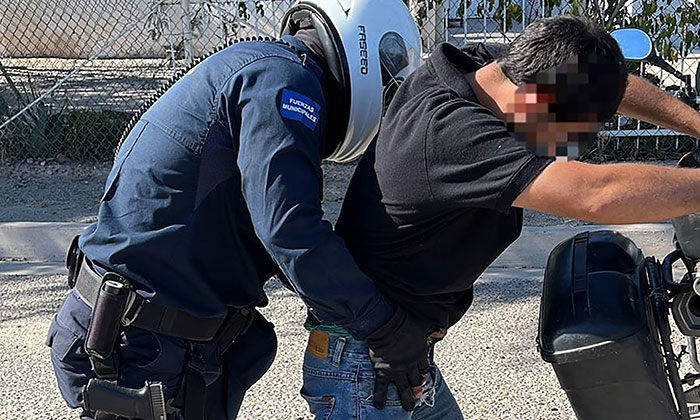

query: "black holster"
(84, 273), (130, 380)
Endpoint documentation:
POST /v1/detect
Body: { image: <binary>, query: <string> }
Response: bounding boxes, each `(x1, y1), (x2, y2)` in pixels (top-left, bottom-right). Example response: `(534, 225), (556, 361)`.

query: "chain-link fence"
(0, 0), (293, 162)
(1, 0), (699, 164)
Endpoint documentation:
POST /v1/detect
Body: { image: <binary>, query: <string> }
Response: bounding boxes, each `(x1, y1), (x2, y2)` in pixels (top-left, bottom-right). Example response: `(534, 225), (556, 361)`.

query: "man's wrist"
(343, 297), (395, 340)
(692, 121), (700, 139)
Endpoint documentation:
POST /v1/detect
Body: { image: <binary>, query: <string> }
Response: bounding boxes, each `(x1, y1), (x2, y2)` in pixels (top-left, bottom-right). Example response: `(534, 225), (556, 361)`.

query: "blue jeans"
(301, 332), (464, 420)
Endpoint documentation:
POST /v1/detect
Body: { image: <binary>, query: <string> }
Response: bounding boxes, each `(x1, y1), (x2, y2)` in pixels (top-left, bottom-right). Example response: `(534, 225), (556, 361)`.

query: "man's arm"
(513, 160), (700, 224)
(233, 57), (394, 338)
(619, 75), (700, 138)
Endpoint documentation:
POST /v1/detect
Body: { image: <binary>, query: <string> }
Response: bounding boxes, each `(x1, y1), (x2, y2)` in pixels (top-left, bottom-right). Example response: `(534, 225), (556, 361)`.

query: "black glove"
(366, 307), (433, 411)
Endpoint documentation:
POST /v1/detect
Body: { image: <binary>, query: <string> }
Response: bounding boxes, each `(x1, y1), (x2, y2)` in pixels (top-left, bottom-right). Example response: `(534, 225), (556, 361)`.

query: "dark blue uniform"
(46, 36), (394, 419)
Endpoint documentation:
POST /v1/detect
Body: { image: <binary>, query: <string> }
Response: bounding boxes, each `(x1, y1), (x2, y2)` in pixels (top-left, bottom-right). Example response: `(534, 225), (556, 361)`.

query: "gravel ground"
(0, 269), (576, 420)
(7, 271), (694, 419)
(0, 158), (683, 419)
(0, 160), (585, 226)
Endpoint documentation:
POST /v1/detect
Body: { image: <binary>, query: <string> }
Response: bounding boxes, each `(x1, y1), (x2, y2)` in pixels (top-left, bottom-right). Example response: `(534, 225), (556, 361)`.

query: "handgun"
(83, 379), (167, 420)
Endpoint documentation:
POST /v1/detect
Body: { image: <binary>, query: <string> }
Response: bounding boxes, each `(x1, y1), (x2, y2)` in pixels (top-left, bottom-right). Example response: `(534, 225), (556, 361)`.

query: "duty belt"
(66, 236), (251, 344)
(73, 257), (226, 342)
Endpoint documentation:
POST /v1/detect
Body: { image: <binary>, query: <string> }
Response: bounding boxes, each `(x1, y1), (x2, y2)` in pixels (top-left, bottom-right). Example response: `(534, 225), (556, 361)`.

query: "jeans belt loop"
(330, 336), (346, 367)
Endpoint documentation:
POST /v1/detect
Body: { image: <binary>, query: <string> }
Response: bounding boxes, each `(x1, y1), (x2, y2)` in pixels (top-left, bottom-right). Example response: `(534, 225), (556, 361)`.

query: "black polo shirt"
(335, 42), (554, 329)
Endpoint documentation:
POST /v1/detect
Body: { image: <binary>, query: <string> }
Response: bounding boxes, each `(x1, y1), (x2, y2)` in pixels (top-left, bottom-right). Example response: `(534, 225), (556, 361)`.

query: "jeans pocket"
(358, 373), (415, 420)
(359, 365), (439, 410)
(359, 369), (410, 408)
(301, 351), (358, 420)
(417, 368), (437, 408)
(300, 392), (336, 420)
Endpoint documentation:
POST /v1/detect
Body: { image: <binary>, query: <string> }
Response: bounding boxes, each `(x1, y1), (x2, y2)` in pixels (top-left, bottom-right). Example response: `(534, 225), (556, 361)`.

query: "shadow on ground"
(471, 270), (544, 309)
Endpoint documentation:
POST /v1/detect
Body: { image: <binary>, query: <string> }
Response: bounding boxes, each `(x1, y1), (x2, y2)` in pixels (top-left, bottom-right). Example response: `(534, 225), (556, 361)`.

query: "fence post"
(482, 0), (487, 42)
(182, 0), (195, 65)
(463, 0), (467, 44)
(436, 1), (446, 47)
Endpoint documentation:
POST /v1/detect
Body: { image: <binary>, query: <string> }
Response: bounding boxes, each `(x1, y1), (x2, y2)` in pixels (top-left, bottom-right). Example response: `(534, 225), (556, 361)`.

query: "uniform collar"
(427, 42), (494, 101)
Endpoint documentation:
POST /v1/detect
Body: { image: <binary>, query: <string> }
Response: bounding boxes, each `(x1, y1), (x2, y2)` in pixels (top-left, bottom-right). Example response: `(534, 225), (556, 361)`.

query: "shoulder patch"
(279, 88), (321, 130)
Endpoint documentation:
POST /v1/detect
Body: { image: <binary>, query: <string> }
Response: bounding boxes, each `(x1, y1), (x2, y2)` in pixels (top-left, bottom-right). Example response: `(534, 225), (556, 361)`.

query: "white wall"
(1, 0), (291, 59)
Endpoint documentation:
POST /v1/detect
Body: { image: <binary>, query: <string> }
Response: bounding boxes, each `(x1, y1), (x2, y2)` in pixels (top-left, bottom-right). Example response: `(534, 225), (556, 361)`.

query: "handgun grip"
(83, 379), (165, 420)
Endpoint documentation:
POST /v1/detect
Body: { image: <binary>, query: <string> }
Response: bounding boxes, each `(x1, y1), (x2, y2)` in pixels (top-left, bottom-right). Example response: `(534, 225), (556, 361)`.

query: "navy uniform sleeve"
(425, 99), (554, 213)
(233, 57), (394, 339)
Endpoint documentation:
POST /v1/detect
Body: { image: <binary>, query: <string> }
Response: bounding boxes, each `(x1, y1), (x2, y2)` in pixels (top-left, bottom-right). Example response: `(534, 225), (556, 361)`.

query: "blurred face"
(505, 83), (600, 162)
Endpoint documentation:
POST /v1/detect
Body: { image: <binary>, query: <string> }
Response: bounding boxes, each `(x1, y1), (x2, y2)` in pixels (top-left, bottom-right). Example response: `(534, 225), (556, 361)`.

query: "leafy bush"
(1, 62), (132, 161)
(0, 62), (65, 158)
(60, 110), (132, 160)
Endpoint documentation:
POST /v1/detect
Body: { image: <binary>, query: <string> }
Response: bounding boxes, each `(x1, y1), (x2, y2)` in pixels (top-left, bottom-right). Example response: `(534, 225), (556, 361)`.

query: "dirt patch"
(0, 161), (109, 222)
(0, 160), (587, 226)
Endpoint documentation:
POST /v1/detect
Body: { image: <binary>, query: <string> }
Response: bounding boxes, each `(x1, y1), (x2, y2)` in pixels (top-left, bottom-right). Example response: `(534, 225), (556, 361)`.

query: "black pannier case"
(538, 230), (679, 419)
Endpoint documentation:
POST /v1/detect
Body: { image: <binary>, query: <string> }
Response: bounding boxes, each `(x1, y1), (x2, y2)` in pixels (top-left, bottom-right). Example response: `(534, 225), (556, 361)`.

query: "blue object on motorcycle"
(538, 230), (680, 420)
(611, 28), (654, 62)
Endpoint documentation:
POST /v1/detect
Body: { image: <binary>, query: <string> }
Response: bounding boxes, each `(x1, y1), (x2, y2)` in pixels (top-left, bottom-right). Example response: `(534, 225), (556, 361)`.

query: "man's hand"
(366, 307), (433, 411)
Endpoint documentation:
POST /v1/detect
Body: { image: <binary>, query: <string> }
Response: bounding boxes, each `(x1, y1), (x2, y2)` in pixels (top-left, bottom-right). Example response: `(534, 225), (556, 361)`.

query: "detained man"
(300, 16), (700, 420)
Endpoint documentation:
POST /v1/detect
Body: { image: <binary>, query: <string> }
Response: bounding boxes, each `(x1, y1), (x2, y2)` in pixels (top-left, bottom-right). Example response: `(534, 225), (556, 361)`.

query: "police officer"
(46, 1), (424, 418)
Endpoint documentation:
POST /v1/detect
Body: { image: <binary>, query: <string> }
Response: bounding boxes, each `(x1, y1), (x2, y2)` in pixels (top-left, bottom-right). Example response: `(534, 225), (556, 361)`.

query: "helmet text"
(358, 25), (368, 75)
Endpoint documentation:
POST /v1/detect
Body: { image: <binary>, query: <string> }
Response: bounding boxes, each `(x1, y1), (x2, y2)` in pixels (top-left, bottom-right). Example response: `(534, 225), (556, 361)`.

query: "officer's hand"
(366, 307), (433, 411)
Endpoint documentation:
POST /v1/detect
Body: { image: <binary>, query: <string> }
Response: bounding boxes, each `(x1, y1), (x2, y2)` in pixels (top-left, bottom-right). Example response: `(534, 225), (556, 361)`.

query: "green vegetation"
(0, 61), (65, 158)
(61, 110), (132, 160)
(419, 0), (700, 62)
(0, 62), (132, 162)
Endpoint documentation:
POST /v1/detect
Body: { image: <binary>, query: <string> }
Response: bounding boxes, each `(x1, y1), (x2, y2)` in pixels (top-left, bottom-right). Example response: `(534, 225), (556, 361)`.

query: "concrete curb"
(0, 222), (87, 275)
(0, 262), (67, 276)
(493, 223), (676, 269)
(0, 221), (678, 275)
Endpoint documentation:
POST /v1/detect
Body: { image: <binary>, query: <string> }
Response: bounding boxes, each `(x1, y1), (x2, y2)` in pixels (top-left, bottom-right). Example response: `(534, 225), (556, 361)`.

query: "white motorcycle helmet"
(281, 0), (422, 163)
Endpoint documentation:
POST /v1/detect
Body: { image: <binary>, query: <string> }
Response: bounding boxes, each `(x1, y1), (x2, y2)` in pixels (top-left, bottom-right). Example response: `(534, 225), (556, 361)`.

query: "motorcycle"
(537, 29), (700, 420)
